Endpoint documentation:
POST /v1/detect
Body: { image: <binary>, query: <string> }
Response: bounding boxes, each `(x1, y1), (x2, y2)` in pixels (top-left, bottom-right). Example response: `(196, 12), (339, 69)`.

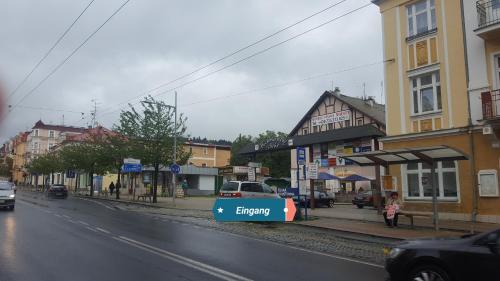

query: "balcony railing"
(481, 89), (500, 119)
(477, 1), (500, 29)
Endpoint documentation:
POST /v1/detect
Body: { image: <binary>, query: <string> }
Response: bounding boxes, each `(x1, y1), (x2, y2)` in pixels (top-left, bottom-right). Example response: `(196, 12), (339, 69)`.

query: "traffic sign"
(122, 163), (142, 173)
(212, 198), (296, 222)
(170, 164), (181, 174)
(123, 158), (140, 164)
(297, 147), (306, 165)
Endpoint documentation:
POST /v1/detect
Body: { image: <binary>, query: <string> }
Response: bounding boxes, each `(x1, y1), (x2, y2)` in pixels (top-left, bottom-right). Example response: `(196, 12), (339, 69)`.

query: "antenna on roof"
(380, 80), (384, 104)
(363, 82), (367, 100)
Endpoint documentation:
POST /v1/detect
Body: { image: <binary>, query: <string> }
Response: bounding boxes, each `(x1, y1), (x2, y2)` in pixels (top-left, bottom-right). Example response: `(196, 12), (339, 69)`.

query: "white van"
(0, 181), (15, 211)
(219, 181), (280, 199)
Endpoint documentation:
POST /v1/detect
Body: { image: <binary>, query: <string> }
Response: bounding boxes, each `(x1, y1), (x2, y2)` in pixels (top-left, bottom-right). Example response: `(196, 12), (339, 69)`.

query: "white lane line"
(78, 220), (89, 226)
(54, 214), (62, 218)
(95, 227), (111, 234)
(85, 226), (98, 233)
(114, 236), (252, 281)
(68, 219), (78, 224)
(77, 197), (115, 210)
(62, 215), (71, 219)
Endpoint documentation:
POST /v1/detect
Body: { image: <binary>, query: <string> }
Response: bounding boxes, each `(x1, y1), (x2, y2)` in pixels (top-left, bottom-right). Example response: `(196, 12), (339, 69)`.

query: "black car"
(385, 228), (500, 281)
(47, 184), (68, 198)
(294, 191), (335, 208)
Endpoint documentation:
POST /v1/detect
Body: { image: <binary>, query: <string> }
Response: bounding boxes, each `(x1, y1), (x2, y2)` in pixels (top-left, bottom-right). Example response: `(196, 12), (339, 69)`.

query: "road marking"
(212, 227), (384, 269)
(85, 226), (98, 233)
(62, 215), (71, 219)
(95, 227), (111, 234)
(115, 236), (252, 281)
(54, 214), (62, 218)
(68, 219), (78, 224)
(77, 197), (115, 210)
(78, 220), (89, 226)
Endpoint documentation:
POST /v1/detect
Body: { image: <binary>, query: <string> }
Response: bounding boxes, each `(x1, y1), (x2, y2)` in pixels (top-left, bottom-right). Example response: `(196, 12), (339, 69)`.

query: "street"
(0, 191), (387, 281)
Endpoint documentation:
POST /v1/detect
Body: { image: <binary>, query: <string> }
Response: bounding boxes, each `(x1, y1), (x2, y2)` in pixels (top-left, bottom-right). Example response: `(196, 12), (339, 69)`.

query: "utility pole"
(172, 91), (178, 206)
(90, 99), (98, 128)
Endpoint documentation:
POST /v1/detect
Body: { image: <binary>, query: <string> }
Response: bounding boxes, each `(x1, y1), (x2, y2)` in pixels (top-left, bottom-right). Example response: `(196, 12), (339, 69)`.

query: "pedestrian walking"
(115, 181), (121, 199)
(109, 181), (115, 196)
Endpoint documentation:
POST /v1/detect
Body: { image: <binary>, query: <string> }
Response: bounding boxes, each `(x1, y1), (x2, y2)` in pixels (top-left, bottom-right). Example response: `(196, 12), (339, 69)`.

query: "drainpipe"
(460, 0), (478, 232)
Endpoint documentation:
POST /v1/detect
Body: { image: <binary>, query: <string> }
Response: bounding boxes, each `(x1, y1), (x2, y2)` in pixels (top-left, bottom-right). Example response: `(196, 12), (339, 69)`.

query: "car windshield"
(0, 182), (12, 190)
(220, 182), (239, 191)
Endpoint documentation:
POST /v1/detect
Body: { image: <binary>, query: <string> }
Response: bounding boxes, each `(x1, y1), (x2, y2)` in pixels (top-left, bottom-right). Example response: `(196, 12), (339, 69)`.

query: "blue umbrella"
(318, 172), (340, 180)
(342, 174), (371, 182)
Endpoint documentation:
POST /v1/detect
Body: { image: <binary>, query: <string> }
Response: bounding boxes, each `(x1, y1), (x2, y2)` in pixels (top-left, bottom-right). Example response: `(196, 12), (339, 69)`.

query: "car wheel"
(357, 204), (364, 209)
(328, 200), (334, 208)
(409, 264), (450, 281)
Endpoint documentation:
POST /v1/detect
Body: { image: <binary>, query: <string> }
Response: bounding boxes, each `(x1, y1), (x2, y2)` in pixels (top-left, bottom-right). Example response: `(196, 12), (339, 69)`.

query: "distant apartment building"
(11, 132), (29, 184)
(184, 140), (231, 168)
(373, 0), (500, 223)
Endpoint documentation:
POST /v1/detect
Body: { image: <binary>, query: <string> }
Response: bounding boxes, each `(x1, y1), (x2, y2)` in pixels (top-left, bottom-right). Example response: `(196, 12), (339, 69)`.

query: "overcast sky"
(0, 0), (383, 143)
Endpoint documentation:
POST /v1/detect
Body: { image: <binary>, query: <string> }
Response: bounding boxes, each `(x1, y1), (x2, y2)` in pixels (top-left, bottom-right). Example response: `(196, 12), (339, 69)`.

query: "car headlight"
(9, 194), (15, 198)
(385, 247), (405, 259)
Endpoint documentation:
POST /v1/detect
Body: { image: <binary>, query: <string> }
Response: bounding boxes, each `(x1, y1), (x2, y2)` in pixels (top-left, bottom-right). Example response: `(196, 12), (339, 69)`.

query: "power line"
(99, 2), (373, 117)
(181, 61), (383, 107)
(7, 104), (85, 114)
(9, 0), (131, 112)
(99, 0), (349, 113)
(7, 0), (96, 100)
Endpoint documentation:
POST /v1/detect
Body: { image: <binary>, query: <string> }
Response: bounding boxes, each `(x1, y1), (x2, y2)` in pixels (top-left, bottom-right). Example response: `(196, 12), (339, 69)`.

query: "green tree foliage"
(114, 96), (190, 203)
(26, 152), (65, 185)
(230, 134), (253, 166)
(230, 131), (291, 178)
(0, 157), (13, 178)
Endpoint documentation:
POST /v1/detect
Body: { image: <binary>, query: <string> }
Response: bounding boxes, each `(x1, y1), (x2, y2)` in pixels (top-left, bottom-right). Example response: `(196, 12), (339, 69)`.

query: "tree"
(115, 96), (189, 203)
(59, 142), (110, 196)
(230, 134), (253, 166)
(255, 131), (291, 178)
(0, 157), (13, 179)
(97, 133), (131, 199)
(26, 152), (65, 187)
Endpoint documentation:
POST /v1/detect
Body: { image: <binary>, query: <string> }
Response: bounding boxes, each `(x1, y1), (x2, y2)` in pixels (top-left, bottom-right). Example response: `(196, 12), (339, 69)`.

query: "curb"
(291, 221), (404, 241)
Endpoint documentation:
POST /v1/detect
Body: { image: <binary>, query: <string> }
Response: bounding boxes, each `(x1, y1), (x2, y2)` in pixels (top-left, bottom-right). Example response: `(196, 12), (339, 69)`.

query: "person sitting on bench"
(383, 192), (403, 227)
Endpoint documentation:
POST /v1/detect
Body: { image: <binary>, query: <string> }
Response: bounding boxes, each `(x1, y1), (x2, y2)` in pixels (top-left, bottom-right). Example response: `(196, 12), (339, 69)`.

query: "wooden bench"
(137, 194), (153, 203)
(400, 211), (433, 228)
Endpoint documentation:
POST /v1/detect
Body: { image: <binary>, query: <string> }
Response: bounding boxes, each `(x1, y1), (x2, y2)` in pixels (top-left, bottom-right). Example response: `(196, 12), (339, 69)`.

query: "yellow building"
(11, 132), (29, 184)
(374, 0), (500, 223)
(184, 141), (231, 168)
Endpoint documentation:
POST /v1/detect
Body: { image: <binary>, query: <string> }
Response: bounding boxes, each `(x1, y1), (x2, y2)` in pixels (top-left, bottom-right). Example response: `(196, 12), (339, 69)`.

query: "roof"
(239, 124), (385, 155)
(339, 146), (468, 167)
(32, 120), (86, 133)
(289, 90), (385, 136)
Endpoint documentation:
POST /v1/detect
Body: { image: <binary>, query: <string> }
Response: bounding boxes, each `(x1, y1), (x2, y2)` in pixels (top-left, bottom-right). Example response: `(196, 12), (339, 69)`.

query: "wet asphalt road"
(0, 192), (387, 281)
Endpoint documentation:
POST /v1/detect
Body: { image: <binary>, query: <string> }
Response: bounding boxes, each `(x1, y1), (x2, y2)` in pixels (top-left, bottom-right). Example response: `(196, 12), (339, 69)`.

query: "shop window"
(478, 170), (499, 197)
(404, 161), (458, 200)
(407, 0), (436, 38)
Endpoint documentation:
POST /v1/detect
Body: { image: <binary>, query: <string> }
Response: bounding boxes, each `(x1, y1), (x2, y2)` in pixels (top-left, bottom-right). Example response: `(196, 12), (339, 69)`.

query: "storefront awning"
(339, 145), (468, 167)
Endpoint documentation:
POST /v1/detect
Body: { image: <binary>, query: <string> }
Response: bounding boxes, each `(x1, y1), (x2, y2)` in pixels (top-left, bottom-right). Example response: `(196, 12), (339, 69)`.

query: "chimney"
(366, 96), (376, 107)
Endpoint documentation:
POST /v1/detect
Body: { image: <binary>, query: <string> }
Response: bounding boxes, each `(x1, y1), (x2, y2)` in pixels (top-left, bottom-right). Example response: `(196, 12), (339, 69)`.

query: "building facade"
(184, 141), (231, 168)
(11, 132), (29, 184)
(374, 0), (500, 223)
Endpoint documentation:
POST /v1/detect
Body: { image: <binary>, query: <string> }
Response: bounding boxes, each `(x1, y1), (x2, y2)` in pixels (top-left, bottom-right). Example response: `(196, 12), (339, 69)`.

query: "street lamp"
(143, 91), (178, 205)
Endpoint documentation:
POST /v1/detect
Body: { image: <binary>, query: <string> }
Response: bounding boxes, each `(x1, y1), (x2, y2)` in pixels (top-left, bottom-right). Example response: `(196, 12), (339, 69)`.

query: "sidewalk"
(77, 192), (500, 240)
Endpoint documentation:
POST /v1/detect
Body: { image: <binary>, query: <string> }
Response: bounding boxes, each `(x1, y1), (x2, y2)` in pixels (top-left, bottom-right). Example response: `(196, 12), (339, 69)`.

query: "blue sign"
(212, 198), (296, 222)
(170, 164), (181, 174)
(122, 163), (142, 173)
(297, 147), (306, 165)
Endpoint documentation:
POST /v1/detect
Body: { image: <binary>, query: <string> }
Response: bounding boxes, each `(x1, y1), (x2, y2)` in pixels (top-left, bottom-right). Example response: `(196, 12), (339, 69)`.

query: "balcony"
(481, 90), (500, 120)
(476, 1), (500, 39)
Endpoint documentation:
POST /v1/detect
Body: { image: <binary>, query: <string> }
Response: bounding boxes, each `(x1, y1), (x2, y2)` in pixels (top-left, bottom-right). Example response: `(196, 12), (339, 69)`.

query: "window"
(48, 143), (54, 151)
(407, 0), (436, 37)
(201, 163), (207, 167)
(357, 119), (363, 126)
(313, 126), (319, 133)
(49, 130), (55, 138)
(302, 128), (308, 135)
(34, 129), (39, 137)
(203, 148), (208, 155)
(478, 170), (499, 197)
(221, 182), (238, 191)
(411, 72), (441, 114)
(328, 123), (334, 130)
(404, 161), (458, 200)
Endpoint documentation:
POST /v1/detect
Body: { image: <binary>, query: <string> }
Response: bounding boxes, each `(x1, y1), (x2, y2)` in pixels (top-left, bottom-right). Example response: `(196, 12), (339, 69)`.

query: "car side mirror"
(486, 233), (500, 254)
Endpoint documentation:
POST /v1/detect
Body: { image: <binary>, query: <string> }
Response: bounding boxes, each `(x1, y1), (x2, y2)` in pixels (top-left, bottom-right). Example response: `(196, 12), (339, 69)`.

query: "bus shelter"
(339, 145), (468, 231)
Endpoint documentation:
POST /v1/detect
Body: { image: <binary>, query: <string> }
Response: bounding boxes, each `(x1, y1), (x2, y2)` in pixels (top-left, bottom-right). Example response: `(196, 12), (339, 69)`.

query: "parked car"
(47, 184), (68, 199)
(0, 181), (15, 210)
(384, 228), (500, 281)
(352, 190), (375, 208)
(219, 181), (280, 199)
(294, 191), (335, 208)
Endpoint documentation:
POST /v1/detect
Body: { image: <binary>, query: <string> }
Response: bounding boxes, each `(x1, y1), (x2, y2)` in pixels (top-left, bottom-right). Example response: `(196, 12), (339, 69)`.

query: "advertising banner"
(311, 110), (350, 126)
